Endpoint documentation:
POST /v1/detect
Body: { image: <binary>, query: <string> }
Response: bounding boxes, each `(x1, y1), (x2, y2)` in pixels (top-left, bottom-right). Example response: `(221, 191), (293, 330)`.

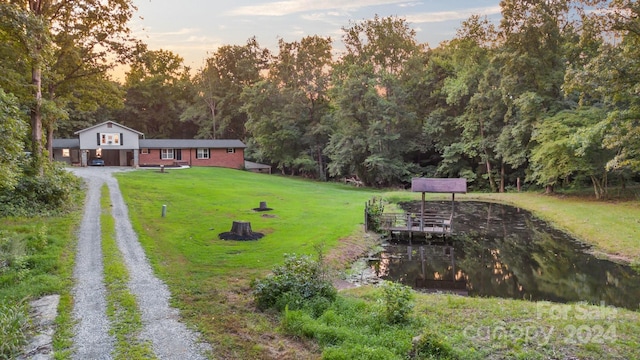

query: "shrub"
(252, 254), (337, 312)
(0, 162), (81, 217)
(0, 301), (29, 359)
(365, 197), (385, 232)
(380, 281), (414, 324)
(410, 330), (458, 360)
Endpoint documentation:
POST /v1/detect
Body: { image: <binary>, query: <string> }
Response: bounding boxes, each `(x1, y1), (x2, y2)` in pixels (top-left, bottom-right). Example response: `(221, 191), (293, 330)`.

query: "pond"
(368, 201), (640, 311)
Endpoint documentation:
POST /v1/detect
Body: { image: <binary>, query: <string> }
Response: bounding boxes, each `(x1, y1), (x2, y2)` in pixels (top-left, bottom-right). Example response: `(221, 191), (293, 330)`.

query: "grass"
(0, 195), (82, 359)
(115, 167), (640, 359)
(116, 167), (376, 358)
(100, 185), (156, 359)
(342, 286), (640, 360)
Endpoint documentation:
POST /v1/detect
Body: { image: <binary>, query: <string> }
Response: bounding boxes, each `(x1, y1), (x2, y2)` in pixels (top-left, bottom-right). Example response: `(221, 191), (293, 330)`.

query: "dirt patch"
(218, 231), (264, 241)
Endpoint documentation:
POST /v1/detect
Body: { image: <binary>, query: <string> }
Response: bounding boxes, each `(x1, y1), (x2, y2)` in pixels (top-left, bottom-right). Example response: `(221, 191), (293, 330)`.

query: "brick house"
(138, 139), (245, 168)
(53, 121), (247, 169)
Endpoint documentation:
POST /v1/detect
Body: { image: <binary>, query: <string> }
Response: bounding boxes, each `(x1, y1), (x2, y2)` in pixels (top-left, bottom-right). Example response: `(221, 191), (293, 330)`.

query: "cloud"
(405, 6), (501, 23)
(228, 0), (410, 16)
(154, 28), (200, 37)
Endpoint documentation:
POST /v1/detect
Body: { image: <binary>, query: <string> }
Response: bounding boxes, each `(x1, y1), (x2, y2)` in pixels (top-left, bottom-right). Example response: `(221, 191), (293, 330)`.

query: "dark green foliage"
(0, 88), (27, 190)
(0, 162), (82, 217)
(252, 254), (336, 312)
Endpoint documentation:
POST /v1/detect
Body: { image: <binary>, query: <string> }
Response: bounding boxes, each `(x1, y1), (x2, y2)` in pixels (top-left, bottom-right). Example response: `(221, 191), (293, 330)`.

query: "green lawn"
(116, 167), (640, 359)
(116, 167), (377, 359)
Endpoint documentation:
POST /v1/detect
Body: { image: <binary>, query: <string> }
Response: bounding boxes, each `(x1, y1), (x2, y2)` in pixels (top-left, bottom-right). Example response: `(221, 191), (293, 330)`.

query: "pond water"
(369, 201), (640, 311)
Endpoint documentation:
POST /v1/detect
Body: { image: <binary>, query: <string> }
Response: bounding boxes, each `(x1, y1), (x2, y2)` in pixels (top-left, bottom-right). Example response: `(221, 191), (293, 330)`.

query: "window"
(141, 148), (149, 154)
(100, 132), (120, 145)
(226, 148), (235, 154)
(96, 148), (102, 157)
(161, 148), (174, 160)
(196, 148), (210, 159)
(62, 149), (70, 157)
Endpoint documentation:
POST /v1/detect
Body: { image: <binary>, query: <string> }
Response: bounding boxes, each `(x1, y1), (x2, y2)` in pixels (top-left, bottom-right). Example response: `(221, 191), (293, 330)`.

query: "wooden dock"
(380, 212), (453, 236)
(366, 178), (467, 238)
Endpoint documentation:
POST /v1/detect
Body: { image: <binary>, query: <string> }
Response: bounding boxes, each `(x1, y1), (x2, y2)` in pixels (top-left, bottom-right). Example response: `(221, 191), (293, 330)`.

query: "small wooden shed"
(374, 178), (467, 237)
(411, 177), (467, 234)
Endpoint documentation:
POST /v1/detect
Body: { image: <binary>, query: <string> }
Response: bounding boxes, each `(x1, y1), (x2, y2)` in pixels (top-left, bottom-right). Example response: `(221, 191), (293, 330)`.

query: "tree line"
(1, 0), (639, 198)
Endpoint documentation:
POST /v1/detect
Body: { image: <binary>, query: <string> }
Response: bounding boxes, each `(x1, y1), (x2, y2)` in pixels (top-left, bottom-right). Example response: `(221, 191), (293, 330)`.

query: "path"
(70, 167), (210, 360)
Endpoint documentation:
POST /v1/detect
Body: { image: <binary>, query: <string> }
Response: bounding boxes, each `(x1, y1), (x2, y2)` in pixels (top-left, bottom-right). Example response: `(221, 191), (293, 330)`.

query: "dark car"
(89, 158), (105, 166)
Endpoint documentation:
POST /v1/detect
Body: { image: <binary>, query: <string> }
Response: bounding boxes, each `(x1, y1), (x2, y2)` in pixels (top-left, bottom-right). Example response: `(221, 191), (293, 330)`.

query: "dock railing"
(380, 212), (453, 235)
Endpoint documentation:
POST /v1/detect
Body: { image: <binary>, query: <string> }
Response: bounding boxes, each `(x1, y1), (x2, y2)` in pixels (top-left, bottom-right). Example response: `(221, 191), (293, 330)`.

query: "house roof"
(411, 178), (467, 194)
(52, 139), (80, 148)
(139, 139), (246, 149)
(74, 121), (144, 135)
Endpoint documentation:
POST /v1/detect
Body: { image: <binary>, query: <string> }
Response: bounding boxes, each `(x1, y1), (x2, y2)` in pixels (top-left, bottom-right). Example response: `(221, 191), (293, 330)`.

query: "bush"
(410, 330), (458, 360)
(252, 254), (337, 312)
(0, 162), (81, 217)
(0, 301), (29, 359)
(365, 197), (385, 232)
(380, 281), (414, 324)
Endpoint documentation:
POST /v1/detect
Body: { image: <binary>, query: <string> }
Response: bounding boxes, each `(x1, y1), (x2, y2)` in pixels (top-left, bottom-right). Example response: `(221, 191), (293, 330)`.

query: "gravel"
(70, 167), (210, 359)
(70, 169), (115, 359)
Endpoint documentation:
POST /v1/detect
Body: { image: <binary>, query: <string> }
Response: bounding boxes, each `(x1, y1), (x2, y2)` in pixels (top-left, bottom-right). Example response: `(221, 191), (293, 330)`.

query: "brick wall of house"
(138, 148), (244, 168)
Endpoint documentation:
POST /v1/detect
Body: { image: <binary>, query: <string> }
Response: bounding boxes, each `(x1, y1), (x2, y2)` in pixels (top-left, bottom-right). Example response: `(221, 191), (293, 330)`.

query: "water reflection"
(370, 201), (640, 311)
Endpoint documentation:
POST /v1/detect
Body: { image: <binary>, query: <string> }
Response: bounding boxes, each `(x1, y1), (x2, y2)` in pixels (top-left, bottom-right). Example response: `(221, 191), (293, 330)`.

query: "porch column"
(133, 150), (139, 168)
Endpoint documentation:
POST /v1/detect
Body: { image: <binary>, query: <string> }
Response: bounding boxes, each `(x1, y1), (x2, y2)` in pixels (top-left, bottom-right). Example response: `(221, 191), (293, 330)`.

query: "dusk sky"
(129, 0), (503, 70)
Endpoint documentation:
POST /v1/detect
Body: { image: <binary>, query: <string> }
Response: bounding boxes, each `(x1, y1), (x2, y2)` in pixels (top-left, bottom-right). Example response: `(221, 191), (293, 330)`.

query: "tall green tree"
(0, 0), (137, 172)
(0, 88), (27, 189)
(119, 49), (195, 138)
(326, 16), (424, 186)
(183, 38), (269, 139)
(596, 0), (640, 172)
(530, 108), (613, 197)
(243, 36), (333, 178)
(562, 0), (640, 181)
(438, 16), (506, 191)
(494, 0), (570, 173)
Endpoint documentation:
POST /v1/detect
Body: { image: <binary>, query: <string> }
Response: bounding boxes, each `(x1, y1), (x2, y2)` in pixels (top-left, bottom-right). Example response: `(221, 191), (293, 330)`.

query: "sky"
(129, 0), (503, 71)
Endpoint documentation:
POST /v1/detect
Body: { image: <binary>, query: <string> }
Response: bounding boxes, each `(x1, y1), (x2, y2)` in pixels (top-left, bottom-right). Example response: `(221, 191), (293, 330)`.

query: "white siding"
(78, 123), (140, 150)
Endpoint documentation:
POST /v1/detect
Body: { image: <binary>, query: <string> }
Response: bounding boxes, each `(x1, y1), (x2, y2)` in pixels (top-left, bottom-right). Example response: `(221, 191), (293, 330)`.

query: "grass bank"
(0, 196), (82, 359)
(116, 167), (640, 359)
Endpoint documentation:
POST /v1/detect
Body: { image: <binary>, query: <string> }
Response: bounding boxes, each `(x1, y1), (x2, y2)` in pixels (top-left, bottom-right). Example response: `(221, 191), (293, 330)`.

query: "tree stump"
(230, 221), (253, 237)
(219, 221), (264, 240)
(253, 201), (273, 211)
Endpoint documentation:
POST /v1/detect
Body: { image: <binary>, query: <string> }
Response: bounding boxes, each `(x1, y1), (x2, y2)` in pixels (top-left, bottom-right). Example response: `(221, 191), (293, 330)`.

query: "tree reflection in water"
(369, 201), (640, 311)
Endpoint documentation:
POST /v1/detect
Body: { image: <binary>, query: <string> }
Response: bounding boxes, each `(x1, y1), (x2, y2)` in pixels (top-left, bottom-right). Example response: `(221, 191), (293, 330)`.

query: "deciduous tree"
(0, 0), (137, 172)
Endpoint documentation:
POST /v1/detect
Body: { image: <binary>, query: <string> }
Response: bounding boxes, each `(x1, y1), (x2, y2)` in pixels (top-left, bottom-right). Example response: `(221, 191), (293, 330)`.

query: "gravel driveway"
(69, 167), (210, 360)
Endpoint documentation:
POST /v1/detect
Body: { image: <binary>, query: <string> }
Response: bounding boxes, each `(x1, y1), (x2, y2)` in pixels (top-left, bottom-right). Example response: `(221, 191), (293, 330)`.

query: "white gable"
(76, 121), (141, 150)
